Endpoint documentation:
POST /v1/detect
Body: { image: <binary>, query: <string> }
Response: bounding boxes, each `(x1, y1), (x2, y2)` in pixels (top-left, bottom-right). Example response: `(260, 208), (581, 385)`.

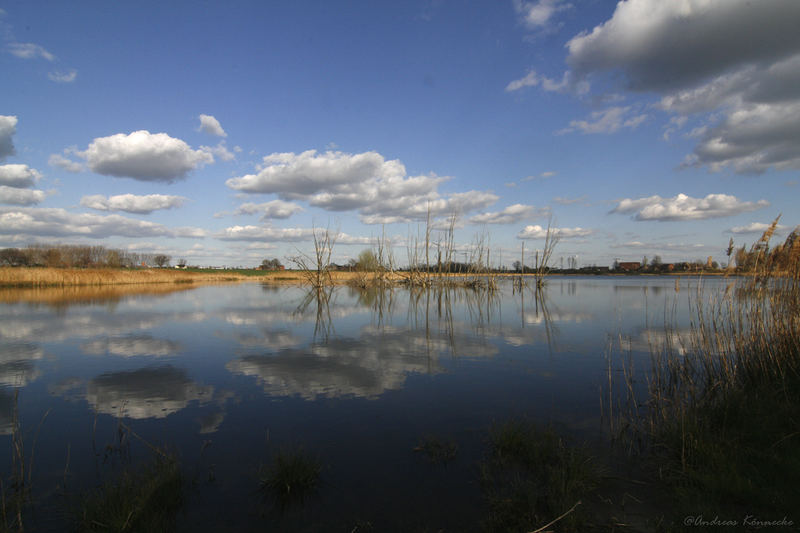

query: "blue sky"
(2, 0), (798, 267)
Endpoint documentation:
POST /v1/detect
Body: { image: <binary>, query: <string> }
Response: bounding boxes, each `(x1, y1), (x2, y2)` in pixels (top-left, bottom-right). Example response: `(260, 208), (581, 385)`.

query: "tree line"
(0, 244), (173, 269)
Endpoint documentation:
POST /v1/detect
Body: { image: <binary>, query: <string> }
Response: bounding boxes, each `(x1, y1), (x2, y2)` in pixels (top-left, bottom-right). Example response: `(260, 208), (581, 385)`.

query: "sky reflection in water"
(0, 276), (727, 530)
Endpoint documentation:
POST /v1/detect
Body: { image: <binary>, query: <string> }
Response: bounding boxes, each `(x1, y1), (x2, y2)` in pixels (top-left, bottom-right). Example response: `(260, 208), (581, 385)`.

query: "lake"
(0, 276), (729, 531)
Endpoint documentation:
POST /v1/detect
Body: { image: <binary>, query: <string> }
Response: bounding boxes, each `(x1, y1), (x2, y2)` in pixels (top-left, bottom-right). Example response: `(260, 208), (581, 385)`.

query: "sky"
(1, 0), (799, 268)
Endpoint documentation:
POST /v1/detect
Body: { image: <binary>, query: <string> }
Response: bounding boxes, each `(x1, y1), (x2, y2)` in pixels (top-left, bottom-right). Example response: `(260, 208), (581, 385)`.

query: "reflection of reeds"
(0, 283), (199, 307)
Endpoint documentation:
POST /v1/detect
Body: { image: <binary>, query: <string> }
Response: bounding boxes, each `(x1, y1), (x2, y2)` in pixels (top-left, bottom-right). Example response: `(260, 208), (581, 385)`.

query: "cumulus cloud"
(0, 116), (17, 161)
(226, 150), (498, 224)
(562, 0), (800, 173)
(47, 69), (77, 83)
(48, 153), (84, 173)
(517, 224), (592, 239)
(513, 0), (569, 29)
(468, 204), (548, 224)
(7, 42), (55, 61)
(232, 200), (304, 220)
(197, 114), (227, 137)
(728, 221), (787, 235)
(80, 194), (186, 214)
(0, 207), (206, 240)
(0, 186), (45, 206)
(78, 130), (213, 182)
(0, 164), (41, 188)
(611, 193), (769, 221)
(558, 106), (647, 134)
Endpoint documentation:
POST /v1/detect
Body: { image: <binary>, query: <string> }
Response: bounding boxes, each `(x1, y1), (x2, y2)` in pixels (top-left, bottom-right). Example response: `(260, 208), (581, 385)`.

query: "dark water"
(0, 276), (729, 531)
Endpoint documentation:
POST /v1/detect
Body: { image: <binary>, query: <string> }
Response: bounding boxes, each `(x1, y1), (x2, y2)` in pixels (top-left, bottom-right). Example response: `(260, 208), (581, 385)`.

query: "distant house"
(618, 262), (641, 272)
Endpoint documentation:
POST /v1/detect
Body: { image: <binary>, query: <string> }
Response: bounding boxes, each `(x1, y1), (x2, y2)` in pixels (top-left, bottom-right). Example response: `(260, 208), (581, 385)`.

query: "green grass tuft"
(259, 448), (322, 508)
(74, 453), (182, 532)
(480, 420), (597, 533)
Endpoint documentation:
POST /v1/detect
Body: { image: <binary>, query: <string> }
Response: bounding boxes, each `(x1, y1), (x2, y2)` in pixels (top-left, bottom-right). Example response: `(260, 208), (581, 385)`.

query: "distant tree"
(105, 249), (122, 268)
(512, 260), (522, 273)
(641, 256), (648, 268)
(177, 258), (187, 268)
(612, 259), (620, 271)
(650, 255), (663, 269)
(260, 258), (283, 270)
(0, 248), (28, 266)
(355, 249), (380, 271)
(726, 237), (735, 268)
(154, 254), (171, 268)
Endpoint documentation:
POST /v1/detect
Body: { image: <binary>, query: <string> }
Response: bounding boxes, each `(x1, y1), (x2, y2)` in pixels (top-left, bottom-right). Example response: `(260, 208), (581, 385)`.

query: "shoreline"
(0, 267), (736, 288)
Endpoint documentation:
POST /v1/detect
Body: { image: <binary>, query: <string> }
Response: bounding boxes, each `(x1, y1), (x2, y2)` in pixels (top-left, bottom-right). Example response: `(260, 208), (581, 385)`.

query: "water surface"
(0, 276), (727, 531)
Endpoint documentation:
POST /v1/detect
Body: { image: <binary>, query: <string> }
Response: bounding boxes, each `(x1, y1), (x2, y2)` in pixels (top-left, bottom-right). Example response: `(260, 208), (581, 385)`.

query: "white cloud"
(198, 114), (227, 137)
(611, 193), (769, 221)
(728, 222), (787, 235)
(469, 204), (548, 225)
(233, 200), (304, 220)
(226, 150), (498, 224)
(517, 225), (592, 239)
(48, 153), (84, 173)
(0, 186), (45, 206)
(0, 207), (206, 240)
(216, 225), (316, 243)
(559, 106), (648, 135)
(78, 130), (213, 182)
(0, 116), (17, 161)
(506, 71), (540, 92)
(47, 69), (77, 83)
(80, 194), (186, 214)
(0, 164), (41, 188)
(199, 141), (235, 162)
(513, 0), (568, 29)
(7, 42), (55, 61)
(563, 0), (800, 174)
(506, 70), (587, 95)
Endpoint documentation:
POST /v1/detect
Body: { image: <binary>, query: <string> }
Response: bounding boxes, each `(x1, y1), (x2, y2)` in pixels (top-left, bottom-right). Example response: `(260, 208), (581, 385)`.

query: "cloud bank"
(226, 150), (498, 224)
(611, 193), (769, 221)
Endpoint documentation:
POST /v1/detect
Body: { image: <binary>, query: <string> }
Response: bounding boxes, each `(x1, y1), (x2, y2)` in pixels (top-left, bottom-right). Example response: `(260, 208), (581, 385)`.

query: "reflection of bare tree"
(517, 285), (559, 354)
(294, 288), (334, 341)
(351, 285), (397, 328)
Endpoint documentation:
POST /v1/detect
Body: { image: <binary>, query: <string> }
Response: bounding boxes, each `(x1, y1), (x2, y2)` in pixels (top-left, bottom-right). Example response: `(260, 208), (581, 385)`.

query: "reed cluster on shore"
(608, 218), (800, 524)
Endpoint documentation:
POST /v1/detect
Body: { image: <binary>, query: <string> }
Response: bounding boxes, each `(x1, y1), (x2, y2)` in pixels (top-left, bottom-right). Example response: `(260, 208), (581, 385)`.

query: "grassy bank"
(612, 233), (800, 527)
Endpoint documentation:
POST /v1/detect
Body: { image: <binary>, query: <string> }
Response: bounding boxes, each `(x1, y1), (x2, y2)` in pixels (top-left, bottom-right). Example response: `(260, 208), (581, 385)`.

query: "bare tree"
(290, 223), (338, 288)
(535, 216), (561, 288)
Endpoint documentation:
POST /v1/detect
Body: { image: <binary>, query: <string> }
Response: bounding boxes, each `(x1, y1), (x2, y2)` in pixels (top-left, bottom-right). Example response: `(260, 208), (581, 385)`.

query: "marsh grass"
(74, 452), (183, 532)
(259, 447), (322, 509)
(0, 267), (259, 287)
(610, 221), (800, 524)
(413, 435), (458, 466)
(480, 420), (597, 533)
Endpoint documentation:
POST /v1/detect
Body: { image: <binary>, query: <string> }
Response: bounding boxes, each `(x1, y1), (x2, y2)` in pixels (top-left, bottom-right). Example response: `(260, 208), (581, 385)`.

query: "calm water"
(0, 276), (728, 531)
